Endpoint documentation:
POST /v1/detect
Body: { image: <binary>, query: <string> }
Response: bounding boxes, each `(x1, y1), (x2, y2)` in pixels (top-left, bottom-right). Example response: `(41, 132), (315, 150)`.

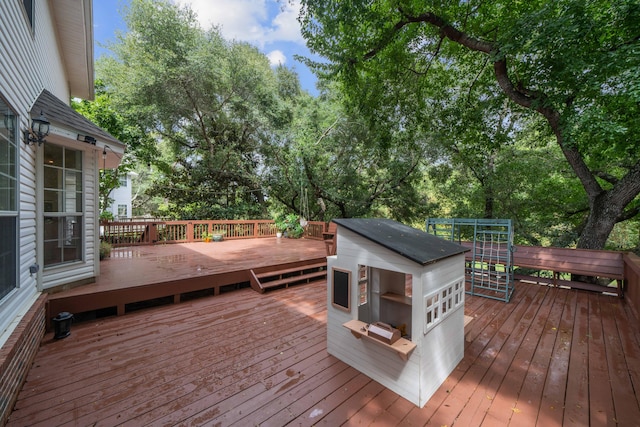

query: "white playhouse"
(326, 218), (469, 407)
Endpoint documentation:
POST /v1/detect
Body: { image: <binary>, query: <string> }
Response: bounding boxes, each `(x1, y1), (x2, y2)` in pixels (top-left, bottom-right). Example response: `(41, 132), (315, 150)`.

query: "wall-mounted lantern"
(23, 110), (50, 146)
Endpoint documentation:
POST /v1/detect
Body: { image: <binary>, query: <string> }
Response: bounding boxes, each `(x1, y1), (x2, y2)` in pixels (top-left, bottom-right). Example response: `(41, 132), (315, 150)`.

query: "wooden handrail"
(624, 253), (640, 320)
(100, 219), (327, 247)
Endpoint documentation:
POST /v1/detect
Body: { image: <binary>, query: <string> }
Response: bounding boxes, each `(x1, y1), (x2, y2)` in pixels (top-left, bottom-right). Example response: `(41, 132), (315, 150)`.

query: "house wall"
(108, 173), (133, 219)
(326, 227), (465, 407)
(0, 1), (108, 422)
(0, 0), (62, 345)
(1, 0), (102, 301)
(0, 295), (46, 426)
(33, 0), (69, 102)
(1, 0), (97, 368)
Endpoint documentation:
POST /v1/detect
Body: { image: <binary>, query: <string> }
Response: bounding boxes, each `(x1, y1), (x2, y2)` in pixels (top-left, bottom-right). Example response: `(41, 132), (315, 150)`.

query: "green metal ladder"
(426, 218), (514, 302)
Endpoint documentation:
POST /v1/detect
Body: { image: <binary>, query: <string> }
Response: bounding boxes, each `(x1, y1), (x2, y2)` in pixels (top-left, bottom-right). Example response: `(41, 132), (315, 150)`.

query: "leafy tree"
(72, 81), (149, 216)
(262, 89), (429, 222)
(299, 0), (640, 249)
(97, 0), (293, 219)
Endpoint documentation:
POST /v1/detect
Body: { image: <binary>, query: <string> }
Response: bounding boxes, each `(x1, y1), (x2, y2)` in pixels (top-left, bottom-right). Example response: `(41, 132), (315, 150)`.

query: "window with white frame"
(118, 174), (127, 187)
(43, 144), (83, 266)
(0, 99), (18, 300)
(424, 279), (465, 334)
(117, 204), (127, 218)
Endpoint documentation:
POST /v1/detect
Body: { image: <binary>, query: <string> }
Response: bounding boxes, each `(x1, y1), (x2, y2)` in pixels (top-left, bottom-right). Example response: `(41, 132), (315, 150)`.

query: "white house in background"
(107, 171), (137, 219)
(0, 1), (125, 423)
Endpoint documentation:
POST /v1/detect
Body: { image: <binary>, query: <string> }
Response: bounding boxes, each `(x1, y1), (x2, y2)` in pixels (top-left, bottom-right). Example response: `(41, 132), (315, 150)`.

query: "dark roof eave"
(30, 89), (124, 150)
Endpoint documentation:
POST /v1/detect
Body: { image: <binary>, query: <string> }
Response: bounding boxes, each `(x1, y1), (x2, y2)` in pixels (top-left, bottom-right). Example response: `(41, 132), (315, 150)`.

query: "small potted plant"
(274, 213), (305, 238)
(211, 230), (225, 242)
(274, 216), (287, 238)
(203, 232), (213, 242)
(99, 240), (112, 259)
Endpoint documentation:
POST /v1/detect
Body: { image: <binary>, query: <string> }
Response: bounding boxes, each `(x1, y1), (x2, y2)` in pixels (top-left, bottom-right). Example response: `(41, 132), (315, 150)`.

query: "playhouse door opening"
(357, 264), (413, 340)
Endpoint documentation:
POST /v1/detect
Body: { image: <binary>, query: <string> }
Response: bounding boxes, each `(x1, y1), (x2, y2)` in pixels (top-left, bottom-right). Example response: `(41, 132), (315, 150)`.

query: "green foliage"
(262, 89), (429, 222)
(97, 0), (295, 220)
(299, 0), (640, 249)
(274, 213), (305, 238)
(99, 210), (114, 221)
(72, 81), (152, 217)
(99, 241), (112, 260)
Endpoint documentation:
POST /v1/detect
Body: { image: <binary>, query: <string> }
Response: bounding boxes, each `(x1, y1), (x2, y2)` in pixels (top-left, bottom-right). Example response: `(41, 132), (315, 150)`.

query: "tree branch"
(594, 170), (620, 185)
(617, 204), (640, 222)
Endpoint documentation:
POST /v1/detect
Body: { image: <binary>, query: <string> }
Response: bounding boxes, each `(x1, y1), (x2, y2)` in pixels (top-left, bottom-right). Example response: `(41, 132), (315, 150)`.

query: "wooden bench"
(323, 222), (337, 256)
(512, 245), (625, 297)
(459, 242), (625, 296)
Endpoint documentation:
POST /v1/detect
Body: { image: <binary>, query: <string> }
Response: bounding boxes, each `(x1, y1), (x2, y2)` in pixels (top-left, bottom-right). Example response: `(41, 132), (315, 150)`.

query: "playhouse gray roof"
(332, 218), (468, 266)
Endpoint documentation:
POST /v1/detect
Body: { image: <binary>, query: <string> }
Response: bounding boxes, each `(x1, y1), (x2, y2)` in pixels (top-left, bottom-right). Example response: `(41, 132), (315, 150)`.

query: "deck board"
(7, 241), (640, 426)
(587, 293), (616, 426)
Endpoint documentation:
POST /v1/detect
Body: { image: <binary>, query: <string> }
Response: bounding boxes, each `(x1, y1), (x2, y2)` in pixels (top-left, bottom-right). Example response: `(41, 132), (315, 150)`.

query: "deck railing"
(624, 253), (640, 320)
(101, 219), (327, 247)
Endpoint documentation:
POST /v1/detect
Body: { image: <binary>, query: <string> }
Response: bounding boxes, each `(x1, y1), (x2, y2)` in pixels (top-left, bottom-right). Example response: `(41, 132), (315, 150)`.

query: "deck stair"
(250, 259), (327, 293)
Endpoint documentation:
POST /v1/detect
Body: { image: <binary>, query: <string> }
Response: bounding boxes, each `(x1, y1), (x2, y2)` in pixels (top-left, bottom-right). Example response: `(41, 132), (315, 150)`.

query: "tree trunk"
(493, 59), (640, 249)
(484, 185), (494, 219)
(577, 195), (619, 249)
(370, 12), (640, 250)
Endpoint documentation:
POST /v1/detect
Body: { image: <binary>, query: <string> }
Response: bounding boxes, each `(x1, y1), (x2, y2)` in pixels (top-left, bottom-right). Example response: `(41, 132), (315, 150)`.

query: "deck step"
(260, 270), (327, 289)
(250, 261), (327, 293)
(255, 262), (327, 279)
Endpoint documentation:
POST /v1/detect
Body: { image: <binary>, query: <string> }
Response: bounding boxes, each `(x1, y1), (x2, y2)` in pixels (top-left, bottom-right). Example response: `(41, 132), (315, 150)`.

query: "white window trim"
(423, 278), (465, 334)
(41, 143), (85, 268)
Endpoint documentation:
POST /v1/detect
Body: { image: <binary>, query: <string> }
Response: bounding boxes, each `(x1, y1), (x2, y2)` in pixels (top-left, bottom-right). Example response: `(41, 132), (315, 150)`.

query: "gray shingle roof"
(31, 89), (124, 148)
(333, 218), (468, 265)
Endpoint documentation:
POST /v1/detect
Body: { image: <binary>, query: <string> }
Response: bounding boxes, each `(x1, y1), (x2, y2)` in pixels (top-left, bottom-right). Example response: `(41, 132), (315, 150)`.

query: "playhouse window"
(358, 265), (413, 339)
(424, 279), (465, 333)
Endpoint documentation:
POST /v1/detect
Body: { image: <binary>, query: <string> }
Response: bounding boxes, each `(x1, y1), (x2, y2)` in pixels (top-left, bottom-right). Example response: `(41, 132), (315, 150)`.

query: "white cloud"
(266, 50), (286, 66)
(177, 0), (303, 47)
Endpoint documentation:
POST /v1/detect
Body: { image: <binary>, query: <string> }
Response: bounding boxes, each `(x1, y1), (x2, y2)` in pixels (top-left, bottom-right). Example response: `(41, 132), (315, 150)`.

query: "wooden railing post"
(149, 223), (158, 243)
(187, 222), (194, 243)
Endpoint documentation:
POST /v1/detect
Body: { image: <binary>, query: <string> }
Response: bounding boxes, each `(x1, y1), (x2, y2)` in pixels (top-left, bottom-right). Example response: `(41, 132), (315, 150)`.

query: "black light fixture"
(77, 134), (96, 145)
(102, 145), (108, 169)
(24, 110), (50, 146)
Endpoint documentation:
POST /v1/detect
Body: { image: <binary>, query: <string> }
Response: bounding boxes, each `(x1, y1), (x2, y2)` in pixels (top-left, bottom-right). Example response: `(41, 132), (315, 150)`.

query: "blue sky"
(92, 0), (320, 96)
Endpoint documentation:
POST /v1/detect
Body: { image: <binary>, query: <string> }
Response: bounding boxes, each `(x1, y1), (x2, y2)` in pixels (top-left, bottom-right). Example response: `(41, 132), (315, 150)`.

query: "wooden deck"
(47, 238), (328, 321)
(8, 243), (640, 426)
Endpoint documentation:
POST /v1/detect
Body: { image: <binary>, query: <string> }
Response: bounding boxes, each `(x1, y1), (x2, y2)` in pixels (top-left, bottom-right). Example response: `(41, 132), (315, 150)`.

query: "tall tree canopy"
(95, 0), (435, 223)
(299, 0), (640, 249)
(72, 81), (150, 217)
(98, 0), (294, 219)
(261, 89), (430, 222)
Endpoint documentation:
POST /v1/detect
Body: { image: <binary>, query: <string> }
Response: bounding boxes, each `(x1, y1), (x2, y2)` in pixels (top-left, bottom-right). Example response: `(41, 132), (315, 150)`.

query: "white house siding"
(108, 174), (133, 219)
(0, 0), (43, 343)
(326, 226), (466, 407)
(0, 0), (94, 341)
(33, 0), (69, 102)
